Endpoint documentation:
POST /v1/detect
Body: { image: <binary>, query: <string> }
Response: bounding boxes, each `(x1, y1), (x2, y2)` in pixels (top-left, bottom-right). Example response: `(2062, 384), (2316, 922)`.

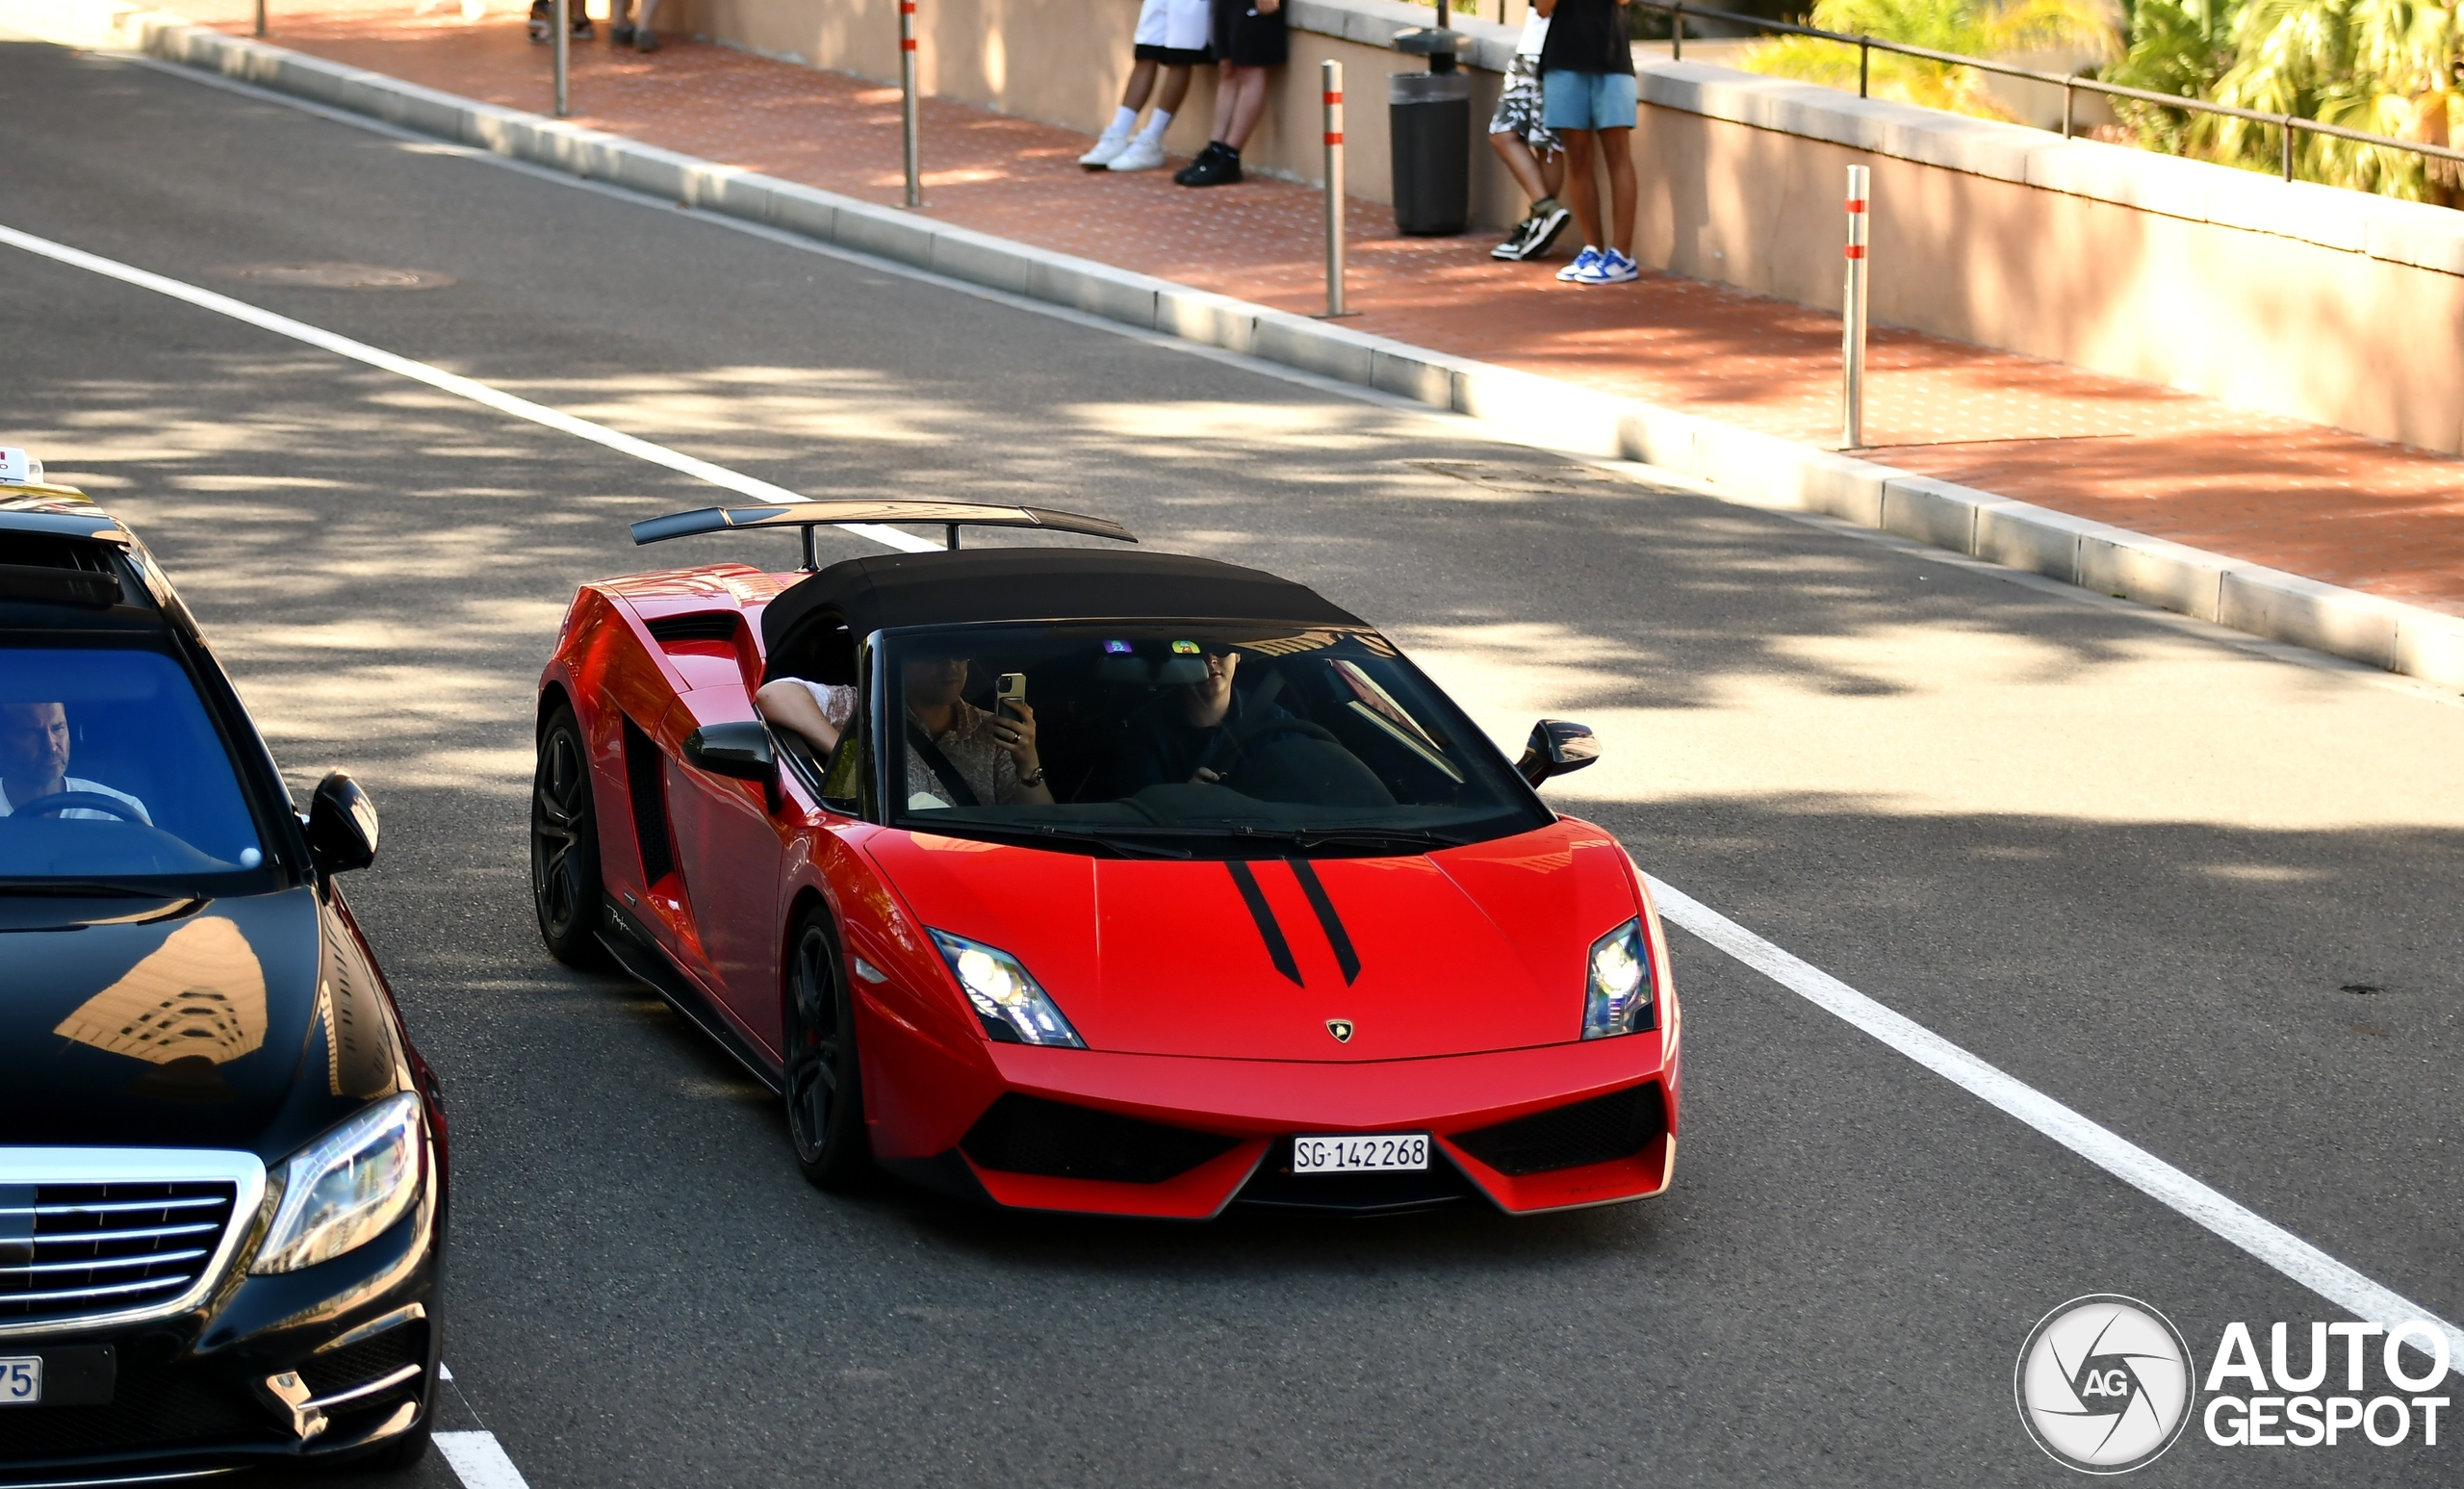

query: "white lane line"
(14, 217), (2455, 1379)
(0, 222), (938, 553)
(435, 1431), (531, 1489)
(1647, 874), (2464, 1375)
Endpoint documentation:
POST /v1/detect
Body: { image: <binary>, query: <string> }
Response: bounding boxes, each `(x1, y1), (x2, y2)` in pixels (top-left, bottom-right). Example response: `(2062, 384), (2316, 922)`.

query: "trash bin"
(1389, 30), (1471, 237)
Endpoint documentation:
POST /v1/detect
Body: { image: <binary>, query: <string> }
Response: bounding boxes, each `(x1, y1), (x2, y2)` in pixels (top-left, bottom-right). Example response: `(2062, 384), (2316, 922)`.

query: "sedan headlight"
(252, 1091), (425, 1274)
(928, 930), (1085, 1048)
(1580, 917), (1656, 1040)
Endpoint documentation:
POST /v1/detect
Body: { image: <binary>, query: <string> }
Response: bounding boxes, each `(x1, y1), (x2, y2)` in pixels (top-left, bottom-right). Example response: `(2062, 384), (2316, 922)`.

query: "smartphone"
(995, 672), (1028, 720)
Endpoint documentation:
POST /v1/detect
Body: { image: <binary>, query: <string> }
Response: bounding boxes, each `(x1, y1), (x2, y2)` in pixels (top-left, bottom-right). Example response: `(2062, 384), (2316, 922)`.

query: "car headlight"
(1580, 917), (1656, 1040)
(928, 930), (1086, 1048)
(252, 1091), (425, 1274)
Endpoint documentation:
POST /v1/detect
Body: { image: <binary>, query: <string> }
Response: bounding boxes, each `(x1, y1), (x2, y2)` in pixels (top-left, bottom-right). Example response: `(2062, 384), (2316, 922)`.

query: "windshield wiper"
(0, 880), (199, 898)
(1066, 823), (1464, 856)
(920, 822), (1195, 860)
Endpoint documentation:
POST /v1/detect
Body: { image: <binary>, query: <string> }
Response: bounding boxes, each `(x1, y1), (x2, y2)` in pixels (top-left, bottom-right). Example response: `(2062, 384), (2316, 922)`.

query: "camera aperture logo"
(2015, 1295), (2194, 1474)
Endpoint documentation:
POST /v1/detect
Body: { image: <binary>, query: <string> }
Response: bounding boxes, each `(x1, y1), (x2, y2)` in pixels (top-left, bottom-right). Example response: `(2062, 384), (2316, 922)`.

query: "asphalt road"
(3, 37), (2459, 1488)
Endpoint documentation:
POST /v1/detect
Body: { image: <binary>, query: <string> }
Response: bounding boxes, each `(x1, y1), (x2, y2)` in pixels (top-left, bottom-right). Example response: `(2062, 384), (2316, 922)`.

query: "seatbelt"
(904, 717), (984, 808)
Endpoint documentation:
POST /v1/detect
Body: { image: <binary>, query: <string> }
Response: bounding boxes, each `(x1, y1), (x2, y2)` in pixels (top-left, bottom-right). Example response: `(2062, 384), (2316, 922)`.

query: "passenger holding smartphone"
(757, 655), (1051, 809)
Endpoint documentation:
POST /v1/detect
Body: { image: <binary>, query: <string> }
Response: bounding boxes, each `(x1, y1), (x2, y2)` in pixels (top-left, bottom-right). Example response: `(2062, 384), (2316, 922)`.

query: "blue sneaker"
(1579, 248), (1640, 284)
(1553, 245), (1603, 283)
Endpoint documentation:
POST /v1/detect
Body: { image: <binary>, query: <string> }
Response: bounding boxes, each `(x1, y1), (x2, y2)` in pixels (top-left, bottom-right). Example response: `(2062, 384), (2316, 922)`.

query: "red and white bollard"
(1841, 165), (1869, 449)
(900, 0), (921, 208)
(1322, 60), (1348, 319)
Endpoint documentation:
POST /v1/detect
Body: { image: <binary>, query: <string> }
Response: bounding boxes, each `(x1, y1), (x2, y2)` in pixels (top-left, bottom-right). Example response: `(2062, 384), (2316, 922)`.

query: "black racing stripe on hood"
(1285, 860), (1360, 985)
(1224, 861), (1302, 986)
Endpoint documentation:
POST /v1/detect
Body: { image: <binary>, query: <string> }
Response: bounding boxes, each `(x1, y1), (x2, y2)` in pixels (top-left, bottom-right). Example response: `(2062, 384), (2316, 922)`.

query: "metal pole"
(254, 0), (266, 38)
(2281, 115), (2296, 182)
(1841, 165), (1869, 449)
(1322, 60), (1348, 319)
(1672, 3), (1682, 60)
(552, 0), (570, 118)
(900, 0), (922, 208)
(1858, 36), (1869, 97)
(2061, 79), (2073, 139)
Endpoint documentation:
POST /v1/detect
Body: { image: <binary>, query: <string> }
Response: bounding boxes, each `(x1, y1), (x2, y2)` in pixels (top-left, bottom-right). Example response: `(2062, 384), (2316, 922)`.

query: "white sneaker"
(1079, 132), (1132, 169)
(1107, 135), (1168, 172)
(1581, 249), (1640, 284)
(1554, 246), (1603, 283)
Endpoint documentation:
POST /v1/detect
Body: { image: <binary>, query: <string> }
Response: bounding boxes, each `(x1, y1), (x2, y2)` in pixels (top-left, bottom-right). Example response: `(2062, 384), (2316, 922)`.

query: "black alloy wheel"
(783, 909), (871, 1190)
(530, 704), (607, 967)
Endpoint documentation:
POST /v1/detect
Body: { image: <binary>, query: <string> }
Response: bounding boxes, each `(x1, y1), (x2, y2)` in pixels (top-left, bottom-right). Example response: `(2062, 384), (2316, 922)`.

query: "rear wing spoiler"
(630, 501), (1136, 569)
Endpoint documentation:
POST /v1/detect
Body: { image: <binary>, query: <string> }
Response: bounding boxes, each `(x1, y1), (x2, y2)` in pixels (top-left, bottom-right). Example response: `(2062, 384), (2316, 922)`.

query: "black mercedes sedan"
(0, 468), (447, 1481)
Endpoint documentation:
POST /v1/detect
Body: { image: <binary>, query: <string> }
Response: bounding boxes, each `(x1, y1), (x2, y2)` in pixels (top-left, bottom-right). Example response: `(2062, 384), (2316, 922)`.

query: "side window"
(819, 723), (865, 815)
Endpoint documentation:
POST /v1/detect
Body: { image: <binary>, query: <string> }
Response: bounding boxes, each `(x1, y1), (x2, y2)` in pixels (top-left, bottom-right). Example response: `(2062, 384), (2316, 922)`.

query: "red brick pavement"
(189, 1), (2464, 614)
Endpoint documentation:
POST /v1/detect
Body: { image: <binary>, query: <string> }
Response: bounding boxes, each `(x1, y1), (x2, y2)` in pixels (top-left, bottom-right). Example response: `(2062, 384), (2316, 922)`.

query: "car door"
(665, 696), (791, 1057)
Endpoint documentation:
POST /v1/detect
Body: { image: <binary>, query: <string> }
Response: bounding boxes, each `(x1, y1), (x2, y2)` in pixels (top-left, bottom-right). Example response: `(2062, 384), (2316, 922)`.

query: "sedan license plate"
(1292, 1133), (1428, 1174)
(0, 1357), (38, 1407)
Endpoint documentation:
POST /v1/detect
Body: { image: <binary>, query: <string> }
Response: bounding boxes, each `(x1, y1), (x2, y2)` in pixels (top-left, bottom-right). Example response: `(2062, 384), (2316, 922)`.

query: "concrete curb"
(38, 8), (2464, 690)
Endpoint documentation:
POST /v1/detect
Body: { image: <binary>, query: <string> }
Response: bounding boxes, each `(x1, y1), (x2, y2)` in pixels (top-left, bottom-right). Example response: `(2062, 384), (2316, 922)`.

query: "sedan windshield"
(872, 624), (1549, 855)
(0, 646), (269, 887)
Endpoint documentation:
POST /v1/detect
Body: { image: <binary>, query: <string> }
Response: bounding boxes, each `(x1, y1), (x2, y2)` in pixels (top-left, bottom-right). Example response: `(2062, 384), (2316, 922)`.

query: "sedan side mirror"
(1516, 719), (1600, 788)
(306, 770), (378, 876)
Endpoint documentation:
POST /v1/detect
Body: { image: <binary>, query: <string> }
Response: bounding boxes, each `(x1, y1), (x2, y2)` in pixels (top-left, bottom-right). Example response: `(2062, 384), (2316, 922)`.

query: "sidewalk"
(172, 1), (2464, 617)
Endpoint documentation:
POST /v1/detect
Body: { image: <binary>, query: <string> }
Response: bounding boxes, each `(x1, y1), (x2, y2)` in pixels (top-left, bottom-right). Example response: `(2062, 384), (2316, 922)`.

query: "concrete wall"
(666, 0), (2456, 453)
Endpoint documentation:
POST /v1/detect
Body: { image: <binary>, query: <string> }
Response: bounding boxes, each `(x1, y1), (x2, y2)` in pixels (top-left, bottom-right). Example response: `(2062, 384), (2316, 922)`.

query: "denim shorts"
(1540, 69), (1639, 132)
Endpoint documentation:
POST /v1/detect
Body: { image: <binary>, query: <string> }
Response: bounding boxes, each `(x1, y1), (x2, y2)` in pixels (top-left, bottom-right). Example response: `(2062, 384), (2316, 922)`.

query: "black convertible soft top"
(760, 549), (1364, 681)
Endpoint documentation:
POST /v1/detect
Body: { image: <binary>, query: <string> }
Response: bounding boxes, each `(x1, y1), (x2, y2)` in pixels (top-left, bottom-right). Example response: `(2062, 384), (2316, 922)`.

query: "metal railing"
(1637, 0), (2464, 186)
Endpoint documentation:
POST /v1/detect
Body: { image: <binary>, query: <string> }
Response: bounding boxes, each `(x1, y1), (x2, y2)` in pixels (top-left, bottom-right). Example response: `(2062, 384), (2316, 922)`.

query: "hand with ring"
(988, 701), (1040, 775)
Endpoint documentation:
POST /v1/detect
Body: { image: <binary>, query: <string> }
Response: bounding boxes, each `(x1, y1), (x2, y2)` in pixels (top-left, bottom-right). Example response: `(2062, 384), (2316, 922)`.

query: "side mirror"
(684, 721), (777, 782)
(306, 771), (378, 876)
(1516, 719), (1600, 788)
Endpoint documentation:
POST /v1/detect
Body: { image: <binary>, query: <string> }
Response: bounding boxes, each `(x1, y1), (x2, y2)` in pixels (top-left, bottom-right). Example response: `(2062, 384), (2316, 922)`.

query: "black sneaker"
(1526, 202), (1573, 258)
(1176, 143), (1243, 188)
(572, 13), (594, 38)
(610, 21), (634, 42)
(1491, 215), (1541, 261)
(1172, 142), (1224, 187)
(527, 0), (551, 41)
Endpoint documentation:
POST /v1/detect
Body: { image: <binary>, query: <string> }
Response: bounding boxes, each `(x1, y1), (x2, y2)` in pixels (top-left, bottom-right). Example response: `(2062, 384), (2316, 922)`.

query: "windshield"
(0, 645), (270, 888)
(871, 624), (1549, 855)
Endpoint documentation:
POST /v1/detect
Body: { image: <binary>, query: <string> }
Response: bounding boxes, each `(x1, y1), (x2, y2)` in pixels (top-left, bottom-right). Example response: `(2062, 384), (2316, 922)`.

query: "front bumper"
(0, 1159), (443, 1485)
(878, 1027), (1681, 1219)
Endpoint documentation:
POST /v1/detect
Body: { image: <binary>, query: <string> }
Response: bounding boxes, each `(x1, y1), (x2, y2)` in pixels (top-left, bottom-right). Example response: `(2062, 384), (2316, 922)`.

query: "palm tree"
(1738, 0), (2118, 120)
(2204, 0), (2459, 195)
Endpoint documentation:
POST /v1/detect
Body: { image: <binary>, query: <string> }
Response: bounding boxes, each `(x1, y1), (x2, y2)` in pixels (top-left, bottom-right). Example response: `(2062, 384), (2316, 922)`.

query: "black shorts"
(1213, 0), (1287, 67)
(1133, 41), (1211, 65)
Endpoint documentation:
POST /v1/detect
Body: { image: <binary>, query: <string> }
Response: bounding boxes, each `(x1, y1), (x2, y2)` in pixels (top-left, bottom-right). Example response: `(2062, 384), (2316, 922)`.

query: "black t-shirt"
(1537, 0), (1635, 76)
(1117, 690), (1292, 792)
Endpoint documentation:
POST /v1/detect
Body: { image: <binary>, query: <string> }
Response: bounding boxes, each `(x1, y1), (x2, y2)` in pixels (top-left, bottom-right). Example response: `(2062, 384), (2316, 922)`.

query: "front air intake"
(961, 1095), (1240, 1185)
(1450, 1083), (1666, 1176)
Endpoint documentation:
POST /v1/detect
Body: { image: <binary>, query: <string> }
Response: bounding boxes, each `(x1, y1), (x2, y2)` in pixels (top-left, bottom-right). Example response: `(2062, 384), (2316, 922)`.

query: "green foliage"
(2105, 0), (2461, 196)
(1740, 0), (2118, 119)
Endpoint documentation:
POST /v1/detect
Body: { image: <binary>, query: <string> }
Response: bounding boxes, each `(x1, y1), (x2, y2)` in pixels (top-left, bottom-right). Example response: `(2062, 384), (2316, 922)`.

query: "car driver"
(0, 701), (152, 822)
(1116, 648), (1290, 790)
(757, 655), (1052, 810)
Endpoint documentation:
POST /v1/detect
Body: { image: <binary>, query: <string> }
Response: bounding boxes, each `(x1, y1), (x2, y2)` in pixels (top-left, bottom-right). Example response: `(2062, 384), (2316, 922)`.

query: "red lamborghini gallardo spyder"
(530, 501), (1679, 1219)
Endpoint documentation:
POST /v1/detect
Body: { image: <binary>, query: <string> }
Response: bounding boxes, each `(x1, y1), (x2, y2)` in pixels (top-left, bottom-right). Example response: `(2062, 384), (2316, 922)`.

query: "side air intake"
(961, 1095), (1240, 1185)
(1450, 1083), (1666, 1176)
